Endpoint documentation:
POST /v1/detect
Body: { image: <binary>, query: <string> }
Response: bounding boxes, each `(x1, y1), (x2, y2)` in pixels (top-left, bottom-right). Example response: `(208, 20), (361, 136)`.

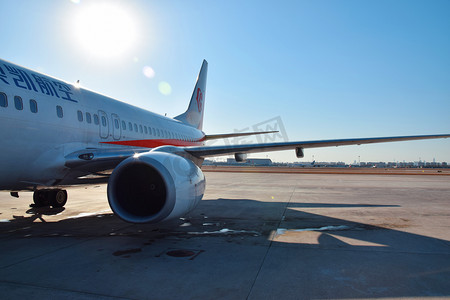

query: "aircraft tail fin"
(174, 60), (208, 130)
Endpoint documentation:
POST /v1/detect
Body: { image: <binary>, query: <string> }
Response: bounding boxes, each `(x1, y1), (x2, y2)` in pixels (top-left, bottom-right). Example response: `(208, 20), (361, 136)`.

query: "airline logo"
(196, 88), (203, 112)
(0, 63), (77, 102)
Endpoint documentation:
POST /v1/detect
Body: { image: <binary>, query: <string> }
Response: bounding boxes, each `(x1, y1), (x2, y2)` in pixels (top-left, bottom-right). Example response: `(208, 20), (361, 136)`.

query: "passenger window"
(139, 125), (143, 133)
(152, 128), (156, 136)
(122, 121), (126, 130)
(94, 114), (99, 125)
(56, 106), (63, 118)
(77, 110), (83, 122)
(29, 99), (38, 113)
(86, 112), (92, 123)
(134, 123), (138, 132)
(144, 126), (148, 134)
(128, 122), (132, 131)
(14, 96), (23, 110)
(0, 92), (7, 107)
(101, 116), (107, 127)
(114, 119), (119, 129)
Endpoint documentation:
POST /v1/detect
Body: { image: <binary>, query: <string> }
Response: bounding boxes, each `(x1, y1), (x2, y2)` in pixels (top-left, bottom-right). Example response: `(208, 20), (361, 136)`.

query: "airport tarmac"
(0, 172), (449, 299)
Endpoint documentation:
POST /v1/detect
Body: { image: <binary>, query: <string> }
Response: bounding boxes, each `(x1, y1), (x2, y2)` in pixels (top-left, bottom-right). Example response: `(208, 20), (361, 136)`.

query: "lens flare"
(143, 66), (155, 78)
(158, 82), (172, 96)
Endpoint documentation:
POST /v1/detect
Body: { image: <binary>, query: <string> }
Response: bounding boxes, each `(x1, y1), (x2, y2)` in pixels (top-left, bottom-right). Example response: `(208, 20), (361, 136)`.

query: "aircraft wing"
(184, 134), (450, 158)
(64, 134), (450, 178)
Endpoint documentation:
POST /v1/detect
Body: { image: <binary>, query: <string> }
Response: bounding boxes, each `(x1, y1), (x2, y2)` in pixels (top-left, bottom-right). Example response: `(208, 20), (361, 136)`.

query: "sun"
(72, 3), (138, 59)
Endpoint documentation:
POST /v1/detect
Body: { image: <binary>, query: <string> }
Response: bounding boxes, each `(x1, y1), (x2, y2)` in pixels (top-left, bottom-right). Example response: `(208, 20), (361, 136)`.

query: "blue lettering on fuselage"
(0, 64), (77, 103)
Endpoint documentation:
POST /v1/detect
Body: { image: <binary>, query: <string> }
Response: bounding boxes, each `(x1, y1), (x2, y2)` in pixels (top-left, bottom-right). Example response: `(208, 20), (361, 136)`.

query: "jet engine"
(107, 149), (205, 223)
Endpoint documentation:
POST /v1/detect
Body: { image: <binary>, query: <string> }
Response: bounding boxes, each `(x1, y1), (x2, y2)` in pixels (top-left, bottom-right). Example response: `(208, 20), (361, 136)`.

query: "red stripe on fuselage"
(101, 139), (203, 148)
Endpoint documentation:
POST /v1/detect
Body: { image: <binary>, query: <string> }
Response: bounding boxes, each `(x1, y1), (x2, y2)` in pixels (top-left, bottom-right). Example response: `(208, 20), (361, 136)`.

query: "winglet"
(174, 60), (208, 130)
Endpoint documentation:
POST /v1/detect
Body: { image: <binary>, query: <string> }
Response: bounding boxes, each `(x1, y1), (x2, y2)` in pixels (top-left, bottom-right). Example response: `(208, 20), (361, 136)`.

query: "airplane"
(0, 58), (449, 224)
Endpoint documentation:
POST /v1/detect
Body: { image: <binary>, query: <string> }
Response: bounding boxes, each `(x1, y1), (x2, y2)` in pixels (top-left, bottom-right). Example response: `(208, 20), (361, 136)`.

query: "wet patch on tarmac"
(112, 248), (142, 257)
(163, 249), (204, 260)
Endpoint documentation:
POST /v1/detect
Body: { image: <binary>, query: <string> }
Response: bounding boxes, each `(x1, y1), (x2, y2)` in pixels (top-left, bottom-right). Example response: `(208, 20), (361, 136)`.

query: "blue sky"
(1, 0), (449, 163)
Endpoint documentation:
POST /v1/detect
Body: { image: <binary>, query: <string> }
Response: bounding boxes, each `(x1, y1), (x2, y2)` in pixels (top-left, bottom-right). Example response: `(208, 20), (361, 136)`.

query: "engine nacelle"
(107, 150), (205, 223)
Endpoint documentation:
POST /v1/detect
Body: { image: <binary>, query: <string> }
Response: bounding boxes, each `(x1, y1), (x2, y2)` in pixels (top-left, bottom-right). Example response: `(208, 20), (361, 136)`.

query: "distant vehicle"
(0, 58), (448, 223)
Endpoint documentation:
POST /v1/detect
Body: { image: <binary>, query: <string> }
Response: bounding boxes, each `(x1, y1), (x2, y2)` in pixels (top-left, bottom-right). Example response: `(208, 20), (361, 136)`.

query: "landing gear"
(33, 190), (48, 207)
(32, 189), (68, 208)
(52, 190), (68, 207)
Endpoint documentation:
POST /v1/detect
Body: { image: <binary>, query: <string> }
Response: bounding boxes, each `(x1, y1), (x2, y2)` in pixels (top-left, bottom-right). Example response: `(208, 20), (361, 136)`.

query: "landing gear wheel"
(33, 190), (51, 207)
(51, 190), (68, 208)
(32, 189), (68, 208)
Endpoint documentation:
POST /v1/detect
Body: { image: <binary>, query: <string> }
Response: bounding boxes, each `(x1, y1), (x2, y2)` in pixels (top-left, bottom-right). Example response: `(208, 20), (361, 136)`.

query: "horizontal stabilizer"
(204, 131), (278, 141)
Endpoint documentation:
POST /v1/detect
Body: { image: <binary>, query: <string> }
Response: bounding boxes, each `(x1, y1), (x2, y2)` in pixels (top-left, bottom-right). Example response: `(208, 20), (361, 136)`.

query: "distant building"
(226, 158), (272, 166)
(247, 158), (272, 166)
(205, 158), (448, 168)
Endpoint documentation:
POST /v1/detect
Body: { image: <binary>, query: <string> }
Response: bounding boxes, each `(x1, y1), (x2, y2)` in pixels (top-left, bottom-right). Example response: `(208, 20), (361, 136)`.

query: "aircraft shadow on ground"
(0, 198), (449, 298)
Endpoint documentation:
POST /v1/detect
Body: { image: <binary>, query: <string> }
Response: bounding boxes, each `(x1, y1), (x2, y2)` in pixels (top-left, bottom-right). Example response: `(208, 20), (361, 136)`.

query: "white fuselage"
(0, 59), (204, 190)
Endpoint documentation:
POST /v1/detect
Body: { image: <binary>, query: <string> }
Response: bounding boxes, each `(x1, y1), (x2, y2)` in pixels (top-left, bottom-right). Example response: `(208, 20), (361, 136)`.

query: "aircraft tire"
(51, 190), (68, 208)
(33, 190), (51, 207)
